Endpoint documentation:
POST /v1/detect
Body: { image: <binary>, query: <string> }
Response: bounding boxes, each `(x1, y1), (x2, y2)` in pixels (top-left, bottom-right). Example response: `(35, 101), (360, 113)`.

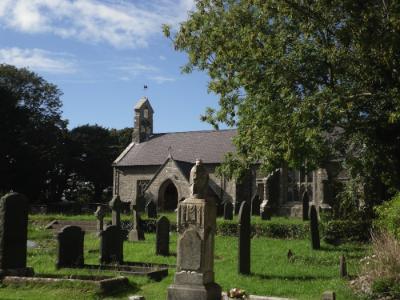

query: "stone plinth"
(167, 159), (221, 300)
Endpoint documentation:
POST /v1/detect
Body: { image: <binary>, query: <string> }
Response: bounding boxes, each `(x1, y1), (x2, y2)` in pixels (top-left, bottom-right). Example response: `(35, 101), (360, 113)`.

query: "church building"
(112, 98), (343, 216)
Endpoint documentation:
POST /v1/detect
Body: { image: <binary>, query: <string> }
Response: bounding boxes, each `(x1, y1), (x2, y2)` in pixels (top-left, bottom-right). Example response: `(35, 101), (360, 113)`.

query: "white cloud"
(150, 75), (175, 84)
(0, 47), (76, 74)
(0, 0), (195, 48)
(159, 55), (166, 61)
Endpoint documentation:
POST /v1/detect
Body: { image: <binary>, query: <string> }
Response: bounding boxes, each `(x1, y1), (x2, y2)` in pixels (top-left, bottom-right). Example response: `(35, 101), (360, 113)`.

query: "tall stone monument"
(109, 195), (121, 228)
(128, 203), (145, 241)
(167, 159), (221, 300)
(0, 193), (34, 276)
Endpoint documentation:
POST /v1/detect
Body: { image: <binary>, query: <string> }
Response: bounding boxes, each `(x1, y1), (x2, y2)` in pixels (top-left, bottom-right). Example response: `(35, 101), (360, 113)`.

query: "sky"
(0, 0), (224, 133)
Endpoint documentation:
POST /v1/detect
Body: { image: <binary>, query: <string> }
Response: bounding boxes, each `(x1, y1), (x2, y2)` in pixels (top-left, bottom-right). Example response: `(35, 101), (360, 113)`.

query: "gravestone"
(302, 191), (309, 221)
(56, 225), (85, 268)
(109, 195), (121, 228)
(156, 216), (170, 256)
(251, 194), (260, 215)
(310, 205), (320, 250)
(0, 193), (34, 276)
(146, 200), (157, 219)
(168, 159), (221, 300)
(100, 225), (123, 265)
(339, 255), (347, 277)
(94, 205), (106, 234)
(322, 291), (336, 300)
(260, 172), (275, 220)
(223, 201), (233, 220)
(238, 201), (251, 275)
(128, 204), (145, 241)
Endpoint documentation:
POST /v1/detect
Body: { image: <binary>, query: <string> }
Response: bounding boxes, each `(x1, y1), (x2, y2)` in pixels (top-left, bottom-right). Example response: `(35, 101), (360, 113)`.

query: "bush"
(353, 232), (400, 299)
(324, 220), (371, 245)
(217, 220), (309, 239)
(374, 193), (400, 239)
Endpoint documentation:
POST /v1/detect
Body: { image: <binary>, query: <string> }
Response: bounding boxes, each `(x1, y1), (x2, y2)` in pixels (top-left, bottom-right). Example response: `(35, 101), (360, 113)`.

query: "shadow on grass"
(99, 280), (139, 298)
(252, 273), (333, 281)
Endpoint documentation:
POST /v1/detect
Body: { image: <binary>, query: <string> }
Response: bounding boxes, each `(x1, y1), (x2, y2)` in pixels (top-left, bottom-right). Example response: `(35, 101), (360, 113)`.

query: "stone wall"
(113, 165), (159, 203)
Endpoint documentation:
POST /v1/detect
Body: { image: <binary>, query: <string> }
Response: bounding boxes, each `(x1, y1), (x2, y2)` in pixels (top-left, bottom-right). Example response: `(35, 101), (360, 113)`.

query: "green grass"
(0, 217), (369, 300)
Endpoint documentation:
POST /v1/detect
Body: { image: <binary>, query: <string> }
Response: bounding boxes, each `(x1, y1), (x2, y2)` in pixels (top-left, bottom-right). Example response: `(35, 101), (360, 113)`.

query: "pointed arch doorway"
(158, 179), (178, 211)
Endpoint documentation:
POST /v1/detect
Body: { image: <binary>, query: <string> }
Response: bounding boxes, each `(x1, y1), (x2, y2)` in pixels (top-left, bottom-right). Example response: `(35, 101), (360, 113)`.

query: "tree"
(0, 64), (68, 202)
(164, 0), (400, 209)
(68, 125), (117, 203)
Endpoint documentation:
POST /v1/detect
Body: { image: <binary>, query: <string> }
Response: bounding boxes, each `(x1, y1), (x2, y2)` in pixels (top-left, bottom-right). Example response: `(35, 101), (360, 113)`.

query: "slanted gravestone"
(223, 201), (233, 220)
(302, 191), (309, 221)
(168, 159), (221, 300)
(100, 225), (123, 265)
(310, 205), (320, 250)
(0, 193), (34, 276)
(94, 205), (106, 234)
(109, 195), (121, 228)
(322, 291), (336, 300)
(238, 201), (251, 275)
(56, 225), (84, 268)
(339, 255), (347, 277)
(128, 204), (145, 241)
(146, 200), (157, 219)
(156, 216), (170, 256)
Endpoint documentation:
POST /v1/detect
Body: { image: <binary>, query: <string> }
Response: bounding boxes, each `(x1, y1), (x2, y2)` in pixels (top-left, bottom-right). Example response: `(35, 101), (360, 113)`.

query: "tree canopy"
(0, 64), (67, 201)
(164, 0), (400, 199)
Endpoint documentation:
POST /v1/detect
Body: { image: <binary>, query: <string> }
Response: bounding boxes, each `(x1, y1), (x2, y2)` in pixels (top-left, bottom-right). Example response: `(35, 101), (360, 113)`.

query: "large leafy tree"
(0, 64), (68, 202)
(165, 0), (400, 206)
(68, 125), (120, 203)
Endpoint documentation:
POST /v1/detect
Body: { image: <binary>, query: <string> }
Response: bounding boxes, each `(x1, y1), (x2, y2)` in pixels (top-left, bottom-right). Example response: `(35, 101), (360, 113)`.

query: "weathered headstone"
(100, 225), (123, 265)
(238, 201), (251, 275)
(302, 191), (309, 221)
(128, 204), (145, 241)
(310, 205), (320, 250)
(251, 194), (260, 215)
(168, 159), (221, 300)
(156, 216), (170, 256)
(0, 193), (34, 276)
(339, 255), (347, 277)
(146, 200), (157, 218)
(109, 195), (121, 228)
(223, 201), (233, 220)
(322, 291), (336, 300)
(94, 205), (106, 234)
(56, 225), (85, 268)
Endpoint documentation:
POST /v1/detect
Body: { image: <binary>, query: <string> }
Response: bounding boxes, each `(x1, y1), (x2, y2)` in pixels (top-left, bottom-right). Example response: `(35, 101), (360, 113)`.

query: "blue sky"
(0, 0), (223, 132)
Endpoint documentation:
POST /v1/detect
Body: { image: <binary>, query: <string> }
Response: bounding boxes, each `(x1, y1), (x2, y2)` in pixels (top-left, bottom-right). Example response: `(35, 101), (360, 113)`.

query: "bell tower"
(132, 97), (154, 143)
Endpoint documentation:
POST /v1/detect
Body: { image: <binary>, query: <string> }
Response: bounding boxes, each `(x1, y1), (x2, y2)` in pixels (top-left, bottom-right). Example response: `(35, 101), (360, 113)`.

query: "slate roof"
(114, 129), (237, 167)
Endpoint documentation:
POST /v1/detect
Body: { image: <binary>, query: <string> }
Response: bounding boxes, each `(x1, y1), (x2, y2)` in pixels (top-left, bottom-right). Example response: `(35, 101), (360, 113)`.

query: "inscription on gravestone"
(156, 216), (170, 256)
(0, 193), (33, 276)
(178, 229), (201, 270)
(56, 225), (84, 268)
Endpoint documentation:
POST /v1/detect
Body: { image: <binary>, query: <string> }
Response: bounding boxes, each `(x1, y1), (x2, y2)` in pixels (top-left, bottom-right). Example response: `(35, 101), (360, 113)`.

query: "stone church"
(112, 98), (345, 216)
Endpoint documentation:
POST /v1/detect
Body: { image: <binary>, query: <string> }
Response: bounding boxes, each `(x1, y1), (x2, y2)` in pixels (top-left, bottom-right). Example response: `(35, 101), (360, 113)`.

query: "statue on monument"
(190, 159), (209, 199)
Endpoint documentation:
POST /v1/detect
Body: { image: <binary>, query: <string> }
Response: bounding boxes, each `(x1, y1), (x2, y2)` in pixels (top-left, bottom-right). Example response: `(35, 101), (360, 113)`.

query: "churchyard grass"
(0, 217), (368, 300)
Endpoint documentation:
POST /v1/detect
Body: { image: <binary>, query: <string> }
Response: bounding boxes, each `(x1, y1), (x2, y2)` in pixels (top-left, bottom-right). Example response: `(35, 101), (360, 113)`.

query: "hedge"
(323, 220), (372, 244)
(138, 218), (309, 239)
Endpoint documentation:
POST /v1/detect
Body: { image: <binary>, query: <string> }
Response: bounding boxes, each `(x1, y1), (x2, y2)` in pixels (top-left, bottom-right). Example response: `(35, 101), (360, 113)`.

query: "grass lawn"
(0, 217), (368, 300)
